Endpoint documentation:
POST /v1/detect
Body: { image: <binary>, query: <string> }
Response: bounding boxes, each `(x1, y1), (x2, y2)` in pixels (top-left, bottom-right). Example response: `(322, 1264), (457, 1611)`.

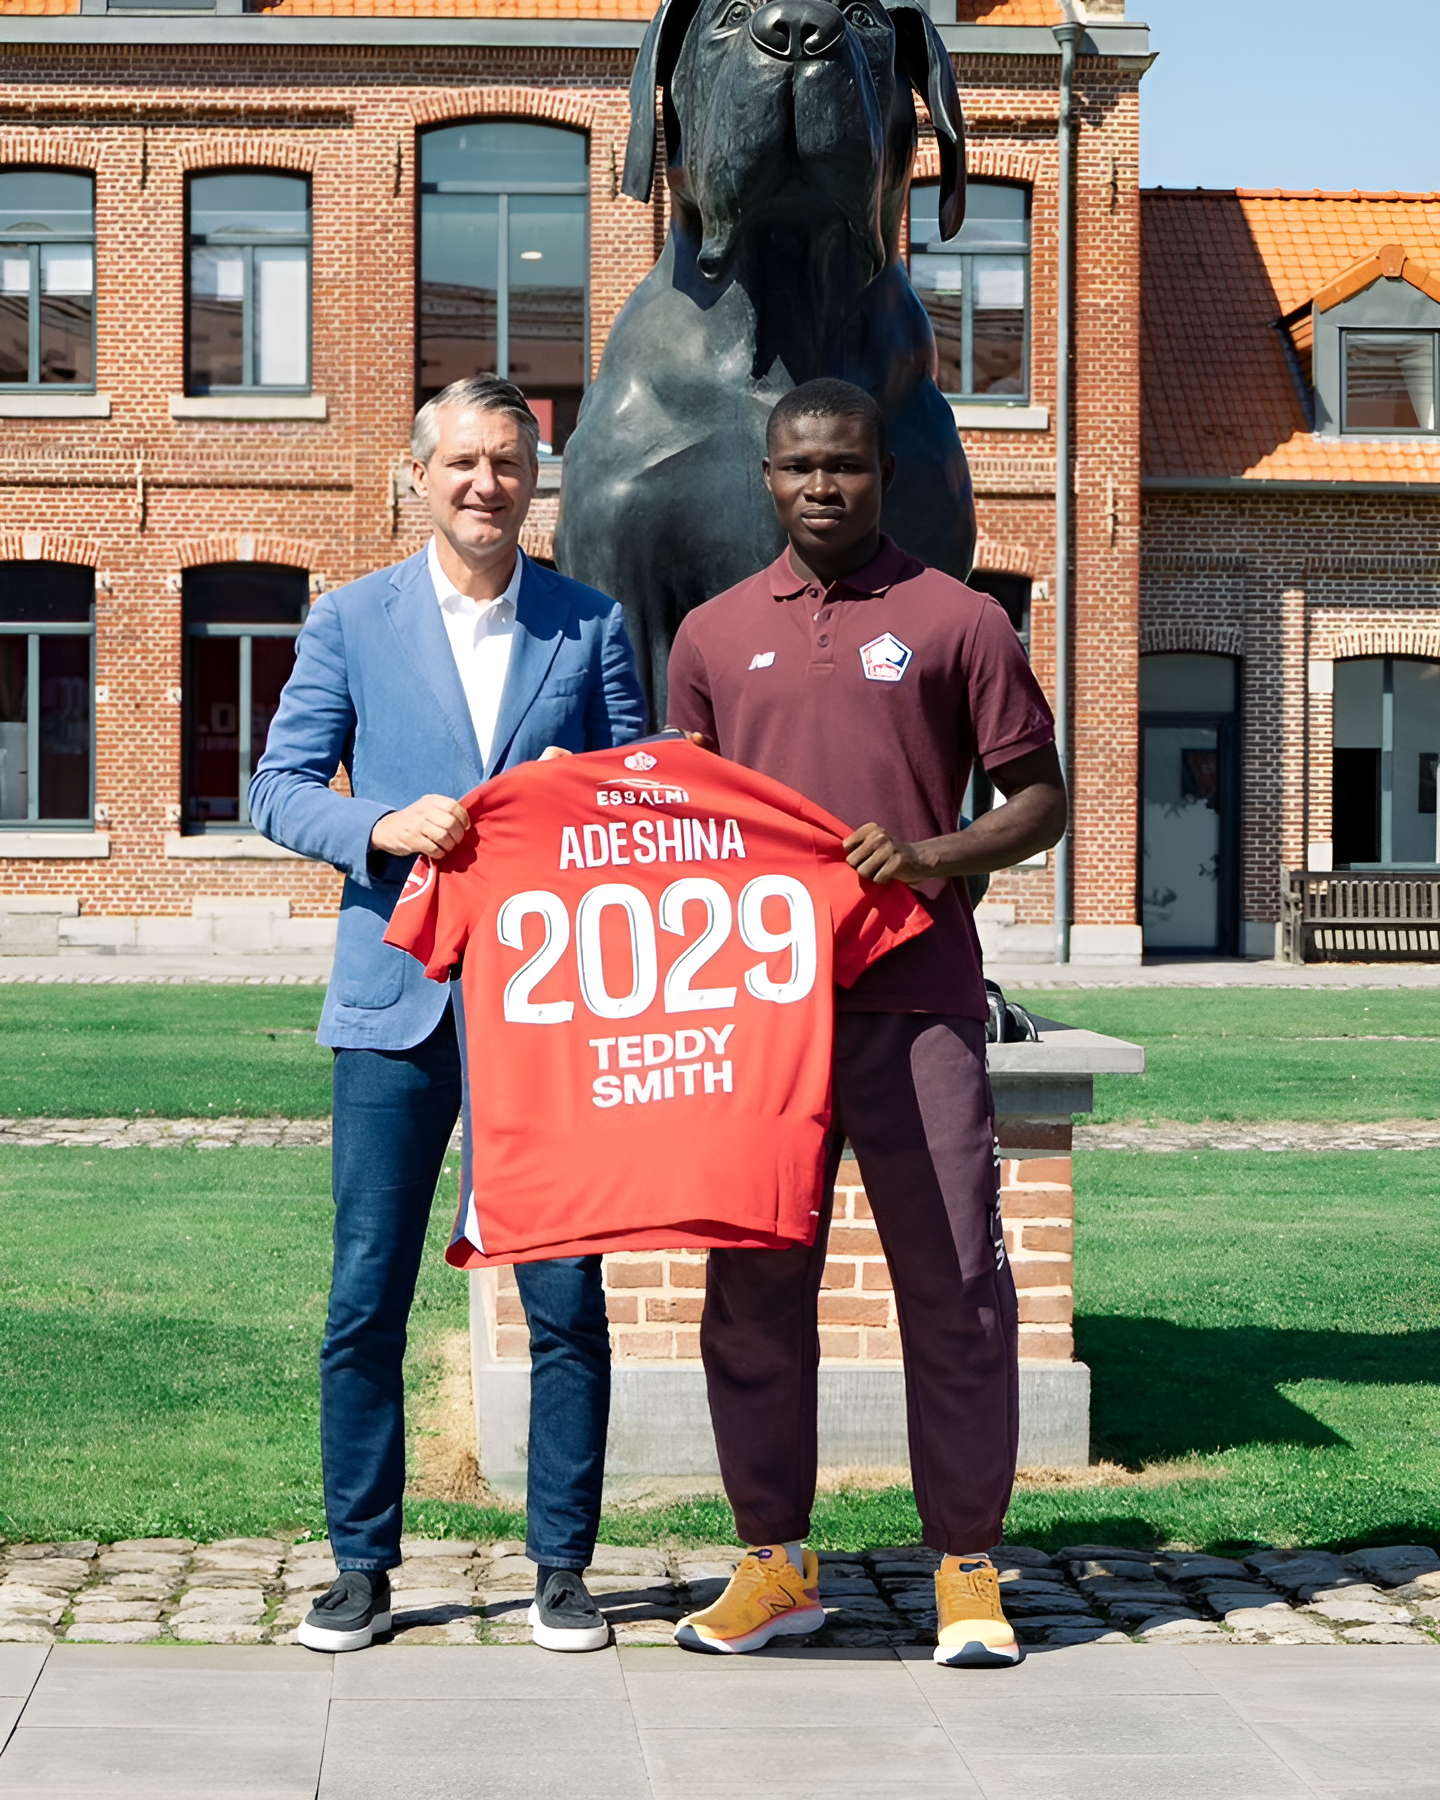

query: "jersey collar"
(766, 535), (922, 602)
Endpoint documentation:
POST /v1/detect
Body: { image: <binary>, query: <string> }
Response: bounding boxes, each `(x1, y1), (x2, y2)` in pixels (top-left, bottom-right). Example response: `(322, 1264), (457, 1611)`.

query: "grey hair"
(410, 376), (541, 464)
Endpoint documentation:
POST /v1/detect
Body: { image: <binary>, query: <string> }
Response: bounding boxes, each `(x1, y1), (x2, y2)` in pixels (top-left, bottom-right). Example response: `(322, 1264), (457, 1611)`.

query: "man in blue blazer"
(250, 375), (647, 1654)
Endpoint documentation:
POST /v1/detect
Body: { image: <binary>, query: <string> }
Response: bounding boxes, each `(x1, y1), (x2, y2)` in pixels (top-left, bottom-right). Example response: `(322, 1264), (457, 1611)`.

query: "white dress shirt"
(427, 536), (522, 771)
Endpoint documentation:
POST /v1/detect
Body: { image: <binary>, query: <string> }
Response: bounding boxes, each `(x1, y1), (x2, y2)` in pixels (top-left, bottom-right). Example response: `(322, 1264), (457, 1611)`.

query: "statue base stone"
(469, 1018), (1142, 1499)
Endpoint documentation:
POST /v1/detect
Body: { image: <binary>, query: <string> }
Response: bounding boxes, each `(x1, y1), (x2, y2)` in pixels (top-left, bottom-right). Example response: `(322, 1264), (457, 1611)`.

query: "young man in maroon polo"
(666, 378), (1067, 1667)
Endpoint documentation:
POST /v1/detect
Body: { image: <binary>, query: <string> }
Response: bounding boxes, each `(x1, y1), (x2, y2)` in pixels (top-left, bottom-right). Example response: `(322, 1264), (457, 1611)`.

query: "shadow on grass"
(1079, 1316), (1440, 1462)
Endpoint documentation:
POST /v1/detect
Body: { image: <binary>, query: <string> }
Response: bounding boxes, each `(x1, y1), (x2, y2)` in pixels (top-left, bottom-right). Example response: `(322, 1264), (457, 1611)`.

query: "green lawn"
(2, 983), (1435, 1124)
(0, 986), (331, 1119)
(0, 1148), (519, 1545)
(3, 1143), (1435, 1555)
(1017, 987), (1440, 1124)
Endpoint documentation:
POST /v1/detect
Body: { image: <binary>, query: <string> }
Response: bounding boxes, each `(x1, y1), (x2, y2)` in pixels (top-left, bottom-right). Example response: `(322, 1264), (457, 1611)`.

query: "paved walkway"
(1077, 1119), (1440, 1152)
(0, 957), (330, 984)
(992, 956), (1440, 989)
(4, 952), (1440, 988)
(5, 1116), (1438, 1151)
(2, 1639), (1437, 1799)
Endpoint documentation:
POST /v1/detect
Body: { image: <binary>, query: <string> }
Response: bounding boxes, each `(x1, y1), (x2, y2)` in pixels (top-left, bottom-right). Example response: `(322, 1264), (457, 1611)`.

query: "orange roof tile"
(956, 0), (1063, 20)
(1312, 242), (1440, 312)
(250, 0), (1061, 16)
(0, 0), (1062, 23)
(251, 0), (655, 13)
(1143, 189), (1440, 484)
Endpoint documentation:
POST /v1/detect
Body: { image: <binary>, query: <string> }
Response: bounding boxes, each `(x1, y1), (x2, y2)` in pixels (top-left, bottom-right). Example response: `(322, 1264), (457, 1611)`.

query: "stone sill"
(0, 392), (111, 418)
(168, 394), (327, 422)
(951, 403), (1050, 432)
(0, 832), (109, 859)
(987, 1019), (1145, 1076)
(0, 894), (80, 914)
(165, 832), (306, 860)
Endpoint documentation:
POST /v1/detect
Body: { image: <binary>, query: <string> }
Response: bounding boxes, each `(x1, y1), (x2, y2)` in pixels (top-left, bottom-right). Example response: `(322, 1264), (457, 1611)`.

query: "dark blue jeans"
(324, 1001), (611, 1572)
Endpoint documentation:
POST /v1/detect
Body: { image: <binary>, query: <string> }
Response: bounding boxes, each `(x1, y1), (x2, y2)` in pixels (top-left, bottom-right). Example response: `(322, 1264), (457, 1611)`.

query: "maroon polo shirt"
(666, 537), (1055, 1017)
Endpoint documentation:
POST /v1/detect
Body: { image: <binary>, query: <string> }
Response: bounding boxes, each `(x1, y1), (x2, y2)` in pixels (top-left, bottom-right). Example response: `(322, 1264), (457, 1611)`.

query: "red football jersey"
(383, 740), (930, 1267)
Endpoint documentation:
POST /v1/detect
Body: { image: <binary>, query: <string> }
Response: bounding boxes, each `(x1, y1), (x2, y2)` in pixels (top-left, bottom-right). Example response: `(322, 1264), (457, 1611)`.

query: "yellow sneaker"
(933, 1555), (1022, 1667)
(674, 1546), (825, 1655)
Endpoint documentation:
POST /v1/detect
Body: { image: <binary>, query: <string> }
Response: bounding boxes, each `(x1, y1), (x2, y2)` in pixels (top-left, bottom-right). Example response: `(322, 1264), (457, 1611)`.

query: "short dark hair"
(765, 378), (887, 461)
(411, 376), (540, 463)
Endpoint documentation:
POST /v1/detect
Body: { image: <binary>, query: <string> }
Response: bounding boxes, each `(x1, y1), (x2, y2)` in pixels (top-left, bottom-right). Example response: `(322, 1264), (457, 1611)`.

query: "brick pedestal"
(486, 1138), (1075, 1370)
(470, 1020), (1141, 1495)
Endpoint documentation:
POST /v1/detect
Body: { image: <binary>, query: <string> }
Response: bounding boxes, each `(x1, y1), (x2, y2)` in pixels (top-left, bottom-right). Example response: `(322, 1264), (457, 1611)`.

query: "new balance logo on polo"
(859, 633), (913, 682)
(748, 651), (776, 670)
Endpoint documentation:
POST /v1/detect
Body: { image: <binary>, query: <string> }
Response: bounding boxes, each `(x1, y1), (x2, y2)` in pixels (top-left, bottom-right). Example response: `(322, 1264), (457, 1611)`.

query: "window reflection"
(187, 174), (311, 393)
(419, 122), (588, 451)
(183, 564), (307, 830)
(0, 171), (95, 388)
(1343, 333), (1437, 432)
(0, 560), (94, 825)
(909, 182), (1029, 401)
(1333, 657), (1440, 865)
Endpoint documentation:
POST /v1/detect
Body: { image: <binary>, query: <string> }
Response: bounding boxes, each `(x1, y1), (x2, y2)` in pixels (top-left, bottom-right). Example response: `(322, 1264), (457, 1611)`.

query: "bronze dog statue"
(555, 0), (976, 716)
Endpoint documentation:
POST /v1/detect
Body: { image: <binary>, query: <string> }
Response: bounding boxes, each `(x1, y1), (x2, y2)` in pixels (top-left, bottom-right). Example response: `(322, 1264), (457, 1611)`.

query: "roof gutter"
(0, 14), (1152, 53)
(1050, 14), (1082, 966)
(1143, 476), (1440, 496)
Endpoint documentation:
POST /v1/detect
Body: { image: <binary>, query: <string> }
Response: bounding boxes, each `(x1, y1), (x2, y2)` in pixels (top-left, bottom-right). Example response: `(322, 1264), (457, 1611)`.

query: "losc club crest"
(624, 750), (658, 771)
(859, 632), (913, 683)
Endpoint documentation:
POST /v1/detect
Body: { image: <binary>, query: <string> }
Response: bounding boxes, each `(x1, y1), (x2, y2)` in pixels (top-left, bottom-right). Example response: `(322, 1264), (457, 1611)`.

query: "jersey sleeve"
(966, 596), (1056, 769)
(664, 614), (719, 745)
(383, 829), (480, 981)
(821, 850), (934, 988)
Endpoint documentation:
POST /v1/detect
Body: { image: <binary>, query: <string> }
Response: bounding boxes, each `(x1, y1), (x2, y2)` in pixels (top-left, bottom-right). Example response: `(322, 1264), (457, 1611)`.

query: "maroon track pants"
(700, 1012), (1019, 1554)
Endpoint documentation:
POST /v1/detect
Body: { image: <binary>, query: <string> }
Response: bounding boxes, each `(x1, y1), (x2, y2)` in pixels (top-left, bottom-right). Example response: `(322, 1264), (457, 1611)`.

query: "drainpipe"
(1051, 16), (1082, 964)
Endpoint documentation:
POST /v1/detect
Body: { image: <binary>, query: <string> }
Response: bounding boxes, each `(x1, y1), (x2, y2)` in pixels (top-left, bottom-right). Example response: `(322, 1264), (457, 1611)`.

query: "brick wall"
(487, 1138), (1076, 1368)
(0, 39), (1144, 945)
(1141, 491), (1440, 927)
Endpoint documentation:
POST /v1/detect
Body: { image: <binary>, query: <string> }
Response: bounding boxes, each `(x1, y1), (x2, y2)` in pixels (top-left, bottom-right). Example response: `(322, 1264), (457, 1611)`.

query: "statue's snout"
(749, 0), (845, 62)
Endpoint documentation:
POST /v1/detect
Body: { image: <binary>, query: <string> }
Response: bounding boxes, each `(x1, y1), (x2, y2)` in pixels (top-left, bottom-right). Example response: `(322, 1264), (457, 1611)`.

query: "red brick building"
(0, 0), (1149, 960)
(1142, 190), (1440, 958)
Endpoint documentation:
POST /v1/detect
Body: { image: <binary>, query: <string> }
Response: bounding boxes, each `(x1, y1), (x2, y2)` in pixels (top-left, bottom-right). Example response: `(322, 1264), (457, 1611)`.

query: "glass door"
(1141, 715), (1238, 952)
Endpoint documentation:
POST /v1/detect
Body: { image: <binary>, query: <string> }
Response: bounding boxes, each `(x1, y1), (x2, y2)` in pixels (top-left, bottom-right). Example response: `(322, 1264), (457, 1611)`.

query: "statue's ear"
(886, 0), (966, 239)
(622, 0), (706, 203)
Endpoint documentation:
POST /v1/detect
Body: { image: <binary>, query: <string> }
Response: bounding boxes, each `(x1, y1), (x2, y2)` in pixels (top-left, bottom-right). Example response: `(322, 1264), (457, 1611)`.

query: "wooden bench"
(1282, 870), (1440, 963)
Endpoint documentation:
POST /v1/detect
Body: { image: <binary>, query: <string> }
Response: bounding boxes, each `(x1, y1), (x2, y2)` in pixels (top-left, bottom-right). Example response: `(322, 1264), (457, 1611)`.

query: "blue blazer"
(249, 547), (647, 1049)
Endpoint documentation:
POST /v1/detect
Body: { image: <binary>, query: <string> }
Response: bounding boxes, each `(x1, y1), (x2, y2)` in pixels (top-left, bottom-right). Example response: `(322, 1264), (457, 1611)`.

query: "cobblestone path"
(4, 1116), (1439, 1150)
(0, 1117), (334, 1148)
(1, 1536), (1436, 1652)
(1077, 1119), (1440, 1151)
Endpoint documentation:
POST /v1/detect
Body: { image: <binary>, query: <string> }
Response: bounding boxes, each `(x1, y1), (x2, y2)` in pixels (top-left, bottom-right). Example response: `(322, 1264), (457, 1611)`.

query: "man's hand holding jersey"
(370, 795), (472, 860)
(369, 747), (582, 861)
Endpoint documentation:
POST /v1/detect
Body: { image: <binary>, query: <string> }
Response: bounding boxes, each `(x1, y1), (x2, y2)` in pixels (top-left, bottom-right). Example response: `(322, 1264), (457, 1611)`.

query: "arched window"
(0, 561), (94, 827)
(909, 181), (1030, 402)
(418, 121), (588, 453)
(187, 173), (311, 394)
(0, 170), (95, 390)
(183, 564), (307, 831)
(1333, 656), (1440, 866)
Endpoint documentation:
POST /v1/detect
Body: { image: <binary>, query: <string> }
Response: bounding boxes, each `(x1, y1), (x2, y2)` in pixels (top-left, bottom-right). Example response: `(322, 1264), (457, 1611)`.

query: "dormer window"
(1306, 242), (1440, 438)
(1343, 332), (1436, 432)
